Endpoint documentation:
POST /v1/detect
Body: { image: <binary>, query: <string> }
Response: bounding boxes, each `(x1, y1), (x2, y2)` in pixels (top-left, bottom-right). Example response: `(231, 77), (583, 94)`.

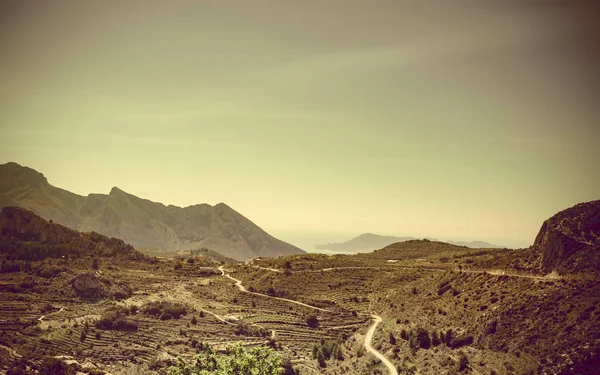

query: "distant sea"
(268, 231), (357, 255)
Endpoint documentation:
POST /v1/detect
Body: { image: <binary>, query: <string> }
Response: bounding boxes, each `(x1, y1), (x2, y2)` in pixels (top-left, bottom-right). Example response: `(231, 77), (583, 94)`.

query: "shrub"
(400, 329), (408, 340)
(91, 258), (99, 270)
(142, 301), (187, 320)
(444, 329), (453, 347)
(438, 284), (452, 296)
(1, 260), (22, 273)
(312, 339), (343, 365)
(174, 263), (182, 270)
(306, 314), (319, 329)
(96, 306), (138, 331)
(39, 357), (75, 375)
(450, 334), (473, 349)
(389, 332), (396, 345)
(457, 352), (469, 371)
(167, 342), (285, 374)
(415, 328), (431, 350)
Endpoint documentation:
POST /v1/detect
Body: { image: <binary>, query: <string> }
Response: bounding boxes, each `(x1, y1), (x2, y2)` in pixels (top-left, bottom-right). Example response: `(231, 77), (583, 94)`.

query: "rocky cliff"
(533, 200), (600, 275)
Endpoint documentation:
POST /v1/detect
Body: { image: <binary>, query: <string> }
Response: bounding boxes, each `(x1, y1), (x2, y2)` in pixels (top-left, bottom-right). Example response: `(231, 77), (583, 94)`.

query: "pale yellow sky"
(1, 1), (599, 248)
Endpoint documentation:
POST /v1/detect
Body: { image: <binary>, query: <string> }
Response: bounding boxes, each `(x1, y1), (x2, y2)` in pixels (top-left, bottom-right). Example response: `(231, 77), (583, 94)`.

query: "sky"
(1, 1), (599, 249)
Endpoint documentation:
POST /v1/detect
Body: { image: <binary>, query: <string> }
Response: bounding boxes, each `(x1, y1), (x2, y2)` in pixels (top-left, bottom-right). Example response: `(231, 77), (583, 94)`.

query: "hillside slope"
(0, 162), (303, 261)
(534, 200), (600, 276)
(0, 206), (147, 261)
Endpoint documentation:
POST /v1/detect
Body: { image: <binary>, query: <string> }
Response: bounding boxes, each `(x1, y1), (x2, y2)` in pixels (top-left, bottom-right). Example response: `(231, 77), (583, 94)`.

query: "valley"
(0, 201), (599, 374)
(2, 1), (599, 373)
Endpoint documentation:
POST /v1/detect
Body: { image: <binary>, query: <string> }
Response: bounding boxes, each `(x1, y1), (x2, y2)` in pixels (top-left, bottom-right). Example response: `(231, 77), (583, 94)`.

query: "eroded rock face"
(71, 272), (106, 298)
(534, 200), (600, 275)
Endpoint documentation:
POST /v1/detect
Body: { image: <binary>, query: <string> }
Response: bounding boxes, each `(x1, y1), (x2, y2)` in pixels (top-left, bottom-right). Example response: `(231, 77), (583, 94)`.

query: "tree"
(306, 314), (319, 329)
(457, 352), (469, 372)
(91, 258), (99, 270)
(39, 357), (75, 375)
(166, 342), (285, 375)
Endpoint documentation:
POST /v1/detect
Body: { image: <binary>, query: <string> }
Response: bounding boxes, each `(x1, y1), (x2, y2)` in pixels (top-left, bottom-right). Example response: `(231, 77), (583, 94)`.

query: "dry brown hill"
(0, 162), (304, 261)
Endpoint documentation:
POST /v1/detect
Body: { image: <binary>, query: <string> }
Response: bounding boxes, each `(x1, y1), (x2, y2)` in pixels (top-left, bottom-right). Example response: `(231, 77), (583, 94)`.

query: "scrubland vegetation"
(1, 205), (599, 374)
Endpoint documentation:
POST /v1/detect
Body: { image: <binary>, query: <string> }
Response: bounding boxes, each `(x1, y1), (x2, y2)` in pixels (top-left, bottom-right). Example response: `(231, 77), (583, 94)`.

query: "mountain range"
(316, 233), (501, 252)
(0, 162), (304, 261)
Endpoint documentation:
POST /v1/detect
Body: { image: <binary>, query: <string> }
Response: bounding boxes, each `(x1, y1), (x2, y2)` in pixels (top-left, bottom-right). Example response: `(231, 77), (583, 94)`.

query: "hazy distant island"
(316, 233), (502, 252)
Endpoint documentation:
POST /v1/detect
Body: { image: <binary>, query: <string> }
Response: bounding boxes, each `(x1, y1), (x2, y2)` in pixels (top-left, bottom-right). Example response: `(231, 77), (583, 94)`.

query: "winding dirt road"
(220, 266), (397, 373)
(219, 266), (332, 312)
(0, 343), (22, 359)
(38, 307), (64, 321)
(364, 315), (398, 375)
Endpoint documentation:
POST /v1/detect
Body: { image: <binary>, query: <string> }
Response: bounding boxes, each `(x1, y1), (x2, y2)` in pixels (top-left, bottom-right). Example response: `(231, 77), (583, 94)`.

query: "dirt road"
(364, 315), (397, 375)
(219, 266), (333, 313)
(38, 307), (64, 321)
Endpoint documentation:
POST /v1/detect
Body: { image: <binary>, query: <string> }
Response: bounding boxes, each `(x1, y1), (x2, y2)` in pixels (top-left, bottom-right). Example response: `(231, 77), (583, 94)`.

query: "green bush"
(166, 342), (285, 375)
(142, 301), (187, 320)
(96, 306), (138, 331)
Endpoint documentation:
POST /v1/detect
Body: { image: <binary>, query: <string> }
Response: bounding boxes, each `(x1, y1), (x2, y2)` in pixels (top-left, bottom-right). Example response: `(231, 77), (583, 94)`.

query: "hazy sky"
(1, 1), (599, 249)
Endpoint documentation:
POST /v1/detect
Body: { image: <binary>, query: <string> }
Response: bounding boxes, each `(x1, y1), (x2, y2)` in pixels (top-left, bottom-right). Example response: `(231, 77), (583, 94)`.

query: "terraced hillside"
(1, 201), (598, 374)
(231, 248), (600, 374)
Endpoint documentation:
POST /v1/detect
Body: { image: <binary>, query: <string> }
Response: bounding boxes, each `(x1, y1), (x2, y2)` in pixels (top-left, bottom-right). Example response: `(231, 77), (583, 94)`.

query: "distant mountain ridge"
(316, 233), (501, 252)
(315, 233), (415, 252)
(0, 162), (304, 261)
(446, 240), (502, 248)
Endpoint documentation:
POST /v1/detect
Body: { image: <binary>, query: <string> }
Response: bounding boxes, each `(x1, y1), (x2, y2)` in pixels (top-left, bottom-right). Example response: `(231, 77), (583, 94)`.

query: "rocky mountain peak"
(0, 162), (48, 190)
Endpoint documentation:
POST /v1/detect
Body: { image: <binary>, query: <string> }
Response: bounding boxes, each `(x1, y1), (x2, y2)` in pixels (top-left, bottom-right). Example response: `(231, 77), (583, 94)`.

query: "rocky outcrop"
(533, 200), (600, 275)
(0, 162), (304, 261)
(70, 271), (132, 300)
(71, 272), (106, 299)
